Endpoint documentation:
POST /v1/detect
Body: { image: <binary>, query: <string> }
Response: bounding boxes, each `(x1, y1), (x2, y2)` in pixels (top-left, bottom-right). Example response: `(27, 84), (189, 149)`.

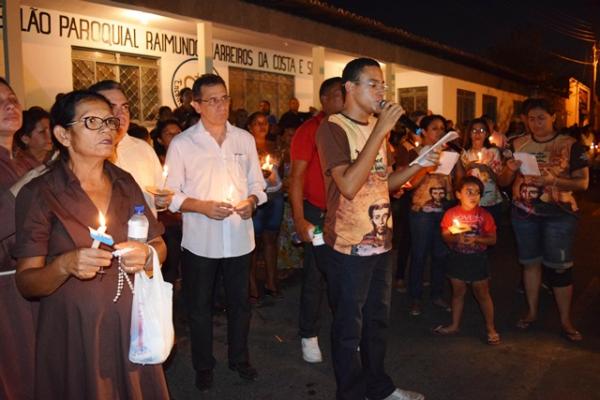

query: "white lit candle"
(453, 218), (460, 228)
(477, 151), (483, 163)
(261, 154), (273, 171)
(91, 212), (107, 249)
(415, 141), (420, 147)
(225, 184), (234, 203)
(160, 165), (169, 190)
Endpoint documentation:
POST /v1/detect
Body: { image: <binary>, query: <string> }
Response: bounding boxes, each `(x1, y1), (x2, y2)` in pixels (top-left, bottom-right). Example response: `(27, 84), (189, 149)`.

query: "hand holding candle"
(89, 212), (114, 275)
(449, 218), (471, 235)
(261, 154), (273, 179)
(160, 165), (169, 190)
(89, 212), (114, 249)
(225, 184), (235, 204)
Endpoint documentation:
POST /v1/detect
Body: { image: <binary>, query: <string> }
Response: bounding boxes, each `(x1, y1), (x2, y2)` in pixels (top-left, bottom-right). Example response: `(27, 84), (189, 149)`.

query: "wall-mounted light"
(122, 9), (157, 26)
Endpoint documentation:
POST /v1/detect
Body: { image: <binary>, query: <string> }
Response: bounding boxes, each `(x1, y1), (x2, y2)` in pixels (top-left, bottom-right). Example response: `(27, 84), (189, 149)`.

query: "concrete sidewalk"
(165, 190), (600, 400)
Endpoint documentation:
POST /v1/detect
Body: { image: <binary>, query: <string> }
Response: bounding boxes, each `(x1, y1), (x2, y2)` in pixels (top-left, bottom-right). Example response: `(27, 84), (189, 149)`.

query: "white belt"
(0, 269), (16, 277)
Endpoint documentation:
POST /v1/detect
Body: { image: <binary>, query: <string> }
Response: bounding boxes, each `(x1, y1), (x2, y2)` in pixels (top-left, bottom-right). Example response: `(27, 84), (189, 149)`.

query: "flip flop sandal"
(516, 318), (536, 329)
(561, 330), (583, 342)
(432, 325), (459, 336)
(487, 332), (501, 345)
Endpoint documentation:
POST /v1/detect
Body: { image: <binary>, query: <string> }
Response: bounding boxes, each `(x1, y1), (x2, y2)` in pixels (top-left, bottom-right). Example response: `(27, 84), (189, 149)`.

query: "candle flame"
(99, 211), (106, 227)
(261, 154), (272, 170)
(162, 165), (169, 178)
(477, 151), (482, 162)
(452, 218), (460, 227)
(415, 141), (420, 147)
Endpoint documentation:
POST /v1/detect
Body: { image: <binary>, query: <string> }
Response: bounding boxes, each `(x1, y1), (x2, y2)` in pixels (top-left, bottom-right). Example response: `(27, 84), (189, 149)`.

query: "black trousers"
(181, 249), (252, 371)
(298, 200), (327, 338)
(323, 245), (395, 400)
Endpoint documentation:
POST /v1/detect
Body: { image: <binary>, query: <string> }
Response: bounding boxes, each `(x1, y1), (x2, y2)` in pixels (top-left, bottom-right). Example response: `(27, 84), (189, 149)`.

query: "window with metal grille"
(398, 86), (428, 114)
(457, 89), (475, 125)
(71, 48), (160, 123)
(482, 94), (497, 121)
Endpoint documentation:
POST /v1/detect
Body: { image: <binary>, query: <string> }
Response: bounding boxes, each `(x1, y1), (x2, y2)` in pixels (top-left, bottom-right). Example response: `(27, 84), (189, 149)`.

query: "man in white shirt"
(88, 80), (165, 215)
(165, 74), (266, 392)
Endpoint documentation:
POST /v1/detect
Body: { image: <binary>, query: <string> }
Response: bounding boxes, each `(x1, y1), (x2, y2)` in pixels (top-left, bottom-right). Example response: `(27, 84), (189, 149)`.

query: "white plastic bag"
(129, 246), (174, 364)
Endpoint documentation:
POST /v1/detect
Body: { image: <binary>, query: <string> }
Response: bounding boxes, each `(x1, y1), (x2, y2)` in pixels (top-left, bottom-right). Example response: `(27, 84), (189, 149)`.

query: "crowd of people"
(0, 54), (593, 400)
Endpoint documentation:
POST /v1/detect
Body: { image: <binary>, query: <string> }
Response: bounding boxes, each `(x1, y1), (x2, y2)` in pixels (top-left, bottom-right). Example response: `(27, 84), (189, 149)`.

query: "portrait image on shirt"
(519, 182), (541, 205)
(351, 201), (392, 256)
(421, 186), (447, 213)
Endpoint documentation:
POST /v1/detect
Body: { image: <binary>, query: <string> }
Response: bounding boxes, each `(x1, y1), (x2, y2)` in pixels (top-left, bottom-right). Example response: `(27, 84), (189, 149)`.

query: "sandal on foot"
(561, 330), (583, 342)
(432, 298), (452, 312)
(432, 325), (459, 336)
(516, 318), (536, 329)
(487, 332), (501, 345)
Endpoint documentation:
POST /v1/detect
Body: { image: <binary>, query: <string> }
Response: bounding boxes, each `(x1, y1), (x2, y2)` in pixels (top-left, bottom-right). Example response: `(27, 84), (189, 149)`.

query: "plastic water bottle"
(127, 205), (149, 243)
(311, 226), (325, 246)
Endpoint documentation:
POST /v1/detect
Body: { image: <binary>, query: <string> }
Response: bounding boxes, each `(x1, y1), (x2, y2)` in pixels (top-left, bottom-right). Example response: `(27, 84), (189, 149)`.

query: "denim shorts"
(510, 207), (578, 269)
(252, 191), (284, 235)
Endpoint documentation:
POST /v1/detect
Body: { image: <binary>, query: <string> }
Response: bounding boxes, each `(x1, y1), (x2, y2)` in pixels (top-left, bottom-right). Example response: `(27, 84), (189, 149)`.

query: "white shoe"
(301, 337), (323, 363)
(382, 388), (425, 400)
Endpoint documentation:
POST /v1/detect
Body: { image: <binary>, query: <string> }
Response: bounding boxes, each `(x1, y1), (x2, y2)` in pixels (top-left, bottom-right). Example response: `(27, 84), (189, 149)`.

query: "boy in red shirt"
(437, 176), (500, 345)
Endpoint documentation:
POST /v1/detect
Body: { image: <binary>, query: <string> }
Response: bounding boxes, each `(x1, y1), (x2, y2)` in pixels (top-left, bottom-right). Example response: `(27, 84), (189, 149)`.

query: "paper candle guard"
(449, 224), (471, 235)
(89, 227), (115, 246)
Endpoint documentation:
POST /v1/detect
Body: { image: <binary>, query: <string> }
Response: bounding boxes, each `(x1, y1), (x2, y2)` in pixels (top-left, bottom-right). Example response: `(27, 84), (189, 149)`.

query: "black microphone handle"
(379, 100), (420, 133)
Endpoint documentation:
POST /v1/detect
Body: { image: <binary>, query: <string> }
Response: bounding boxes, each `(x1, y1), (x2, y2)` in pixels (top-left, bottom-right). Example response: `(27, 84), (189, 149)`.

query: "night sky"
(323, 0), (600, 89)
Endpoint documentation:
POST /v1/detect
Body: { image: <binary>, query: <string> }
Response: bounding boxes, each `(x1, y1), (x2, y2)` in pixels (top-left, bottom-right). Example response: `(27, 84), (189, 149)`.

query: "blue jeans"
(252, 191), (284, 234)
(408, 211), (448, 301)
(322, 245), (395, 400)
(511, 207), (578, 268)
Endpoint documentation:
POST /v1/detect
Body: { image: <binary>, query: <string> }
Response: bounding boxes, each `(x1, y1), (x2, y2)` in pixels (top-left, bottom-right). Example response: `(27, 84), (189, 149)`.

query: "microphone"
(379, 100), (420, 133)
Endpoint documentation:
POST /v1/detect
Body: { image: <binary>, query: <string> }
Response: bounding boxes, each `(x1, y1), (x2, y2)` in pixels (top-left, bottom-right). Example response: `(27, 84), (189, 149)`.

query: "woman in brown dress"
(14, 90), (170, 400)
(0, 77), (37, 400)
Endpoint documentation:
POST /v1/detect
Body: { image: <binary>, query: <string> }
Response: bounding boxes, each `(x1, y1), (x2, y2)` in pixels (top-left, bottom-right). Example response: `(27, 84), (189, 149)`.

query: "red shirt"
(290, 112), (326, 210)
(441, 205), (496, 254)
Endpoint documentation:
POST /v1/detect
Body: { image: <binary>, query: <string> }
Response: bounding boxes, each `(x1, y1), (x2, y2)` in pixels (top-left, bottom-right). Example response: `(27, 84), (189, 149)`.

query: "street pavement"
(165, 187), (600, 400)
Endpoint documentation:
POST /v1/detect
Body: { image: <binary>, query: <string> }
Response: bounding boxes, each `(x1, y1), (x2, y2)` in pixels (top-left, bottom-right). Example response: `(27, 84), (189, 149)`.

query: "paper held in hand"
(409, 131), (460, 167)
(513, 152), (541, 176)
(432, 151), (459, 175)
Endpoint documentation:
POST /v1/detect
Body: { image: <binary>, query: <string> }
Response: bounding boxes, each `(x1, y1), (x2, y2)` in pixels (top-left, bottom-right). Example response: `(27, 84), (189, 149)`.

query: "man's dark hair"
(319, 77), (343, 98)
(367, 202), (390, 219)
(341, 58), (380, 84)
(429, 186), (446, 196)
(456, 176), (484, 195)
(192, 74), (226, 100)
(523, 98), (555, 116)
(259, 99), (270, 107)
(419, 114), (447, 130)
(179, 87), (192, 98)
(88, 80), (123, 93)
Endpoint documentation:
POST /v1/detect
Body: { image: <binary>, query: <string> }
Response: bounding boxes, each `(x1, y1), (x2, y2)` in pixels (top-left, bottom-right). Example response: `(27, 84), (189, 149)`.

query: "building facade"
(2, 0), (533, 130)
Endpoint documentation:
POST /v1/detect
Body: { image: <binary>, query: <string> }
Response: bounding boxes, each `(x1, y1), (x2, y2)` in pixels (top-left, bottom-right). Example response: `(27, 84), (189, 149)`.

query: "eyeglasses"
(471, 128), (488, 134)
(67, 116), (120, 131)
(354, 79), (389, 91)
(198, 95), (231, 106)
